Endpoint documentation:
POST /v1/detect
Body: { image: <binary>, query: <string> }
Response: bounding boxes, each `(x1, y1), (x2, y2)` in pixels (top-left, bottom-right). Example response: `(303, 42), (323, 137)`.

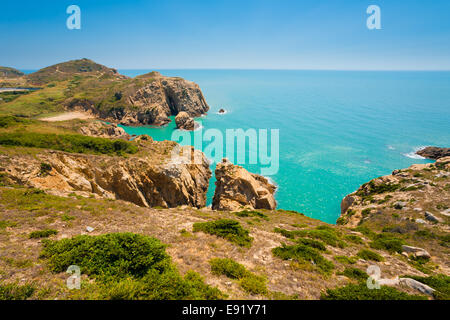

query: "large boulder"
(212, 159), (277, 211)
(175, 112), (196, 130)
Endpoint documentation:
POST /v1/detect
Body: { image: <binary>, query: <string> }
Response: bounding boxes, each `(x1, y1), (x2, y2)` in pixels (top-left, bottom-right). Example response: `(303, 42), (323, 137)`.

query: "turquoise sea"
(117, 70), (450, 224)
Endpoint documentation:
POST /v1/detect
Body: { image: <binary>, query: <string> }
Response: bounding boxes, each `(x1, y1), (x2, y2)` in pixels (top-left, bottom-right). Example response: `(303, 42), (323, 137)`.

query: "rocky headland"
(416, 147), (450, 160)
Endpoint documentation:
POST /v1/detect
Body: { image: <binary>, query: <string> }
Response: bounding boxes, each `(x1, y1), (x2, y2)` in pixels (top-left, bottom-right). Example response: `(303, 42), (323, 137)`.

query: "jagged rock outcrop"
(66, 71), (209, 126)
(416, 147), (450, 160)
(0, 137), (211, 208)
(339, 156), (450, 227)
(79, 121), (130, 140)
(175, 111), (196, 130)
(212, 159), (277, 211)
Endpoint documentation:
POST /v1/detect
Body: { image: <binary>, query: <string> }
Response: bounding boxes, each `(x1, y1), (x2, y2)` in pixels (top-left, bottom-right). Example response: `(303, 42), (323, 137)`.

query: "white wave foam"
(402, 146), (427, 160)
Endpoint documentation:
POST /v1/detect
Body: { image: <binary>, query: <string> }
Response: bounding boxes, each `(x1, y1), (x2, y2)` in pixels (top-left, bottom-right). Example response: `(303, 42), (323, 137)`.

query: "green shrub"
(29, 229), (58, 239)
(0, 132), (137, 156)
(357, 249), (384, 262)
(193, 219), (253, 247)
(354, 226), (377, 239)
(370, 233), (405, 253)
(41, 233), (170, 279)
(234, 210), (268, 220)
(209, 258), (248, 279)
(321, 283), (427, 300)
(296, 238), (327, 251)
(344, 234), (364, 244)
(40, 233), (224, 300)
(239, 274), (268, 295)
(0, 116), (32, 128)
(334, 255), (357, 264)
(339, 267), (368, 282)
(209, 258), (267, 295)
(272, 243), (334, 274)
(275, 226), (345, 248)
(0, 282), (35, 300)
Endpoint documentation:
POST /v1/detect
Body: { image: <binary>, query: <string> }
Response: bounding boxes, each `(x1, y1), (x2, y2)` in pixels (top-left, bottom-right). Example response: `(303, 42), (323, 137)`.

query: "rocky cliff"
(0, 136), (211, 208)
(212, 159), (277, 211)
(0, 59), (210, 126)
(339, 156), (450, 228)
(416, 147), (450, 160)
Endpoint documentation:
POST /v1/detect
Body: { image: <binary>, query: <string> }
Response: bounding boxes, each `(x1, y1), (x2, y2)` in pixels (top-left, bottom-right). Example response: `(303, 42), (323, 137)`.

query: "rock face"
(338, 156), (450, 227)
(175, 111), (196, 130)
(0, 137), (211, 208)
(416, 147), (450, 160)
(79, 121), (130, 140)
(212, 159), (277, 211)
(67, 72), (209, 126)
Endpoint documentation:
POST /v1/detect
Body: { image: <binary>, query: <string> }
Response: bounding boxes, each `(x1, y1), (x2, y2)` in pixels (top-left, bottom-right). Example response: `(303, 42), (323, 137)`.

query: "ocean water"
(118, 70), (450, 224)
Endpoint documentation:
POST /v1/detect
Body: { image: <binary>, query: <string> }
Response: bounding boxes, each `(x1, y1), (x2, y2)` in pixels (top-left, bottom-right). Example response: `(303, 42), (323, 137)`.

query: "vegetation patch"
(370, 233), (406, 253)
(356, 249), (384, 262)
(272, 243), (334, 274)
(334, 255), (357, 265)
(234, 210), (268, 220)
(0, 282), (36, 300)
(0, 132), (138, 156)
(321, 283), (427, 300)
(338, 267), (368, 282)
(209, 258), (267, 295)
(29, 229), (58, 239)
(40, 233), (224, 300)
(193, 219), (253, 247)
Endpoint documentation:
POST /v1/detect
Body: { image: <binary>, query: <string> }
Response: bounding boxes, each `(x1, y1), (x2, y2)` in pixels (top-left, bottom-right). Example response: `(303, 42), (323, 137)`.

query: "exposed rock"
(401, 245), (431, 259)
(86, 226), (95, 233)
(69, 72), (209, 127)
(415, 218), (426, 224)
(341, 195), (355, 215)
(79, 121), (130, 140)
(0, 139), (211, 208)
(399, 278), (435, 296)
(212, 159), (277, 211)
(175, 111), (196, 130)
(218, 108), (226, 114)
(425, 211), (442, 223)
(416, 147), (450, 160)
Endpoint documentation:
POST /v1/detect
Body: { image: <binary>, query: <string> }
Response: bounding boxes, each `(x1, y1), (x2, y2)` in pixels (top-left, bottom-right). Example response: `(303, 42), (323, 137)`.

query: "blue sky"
(1, 0), (450, 70)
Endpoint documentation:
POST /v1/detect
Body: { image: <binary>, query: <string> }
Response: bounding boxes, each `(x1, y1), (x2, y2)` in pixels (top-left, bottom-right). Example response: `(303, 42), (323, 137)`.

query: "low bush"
(29, 229), (58, 239)
(239, 274), (268, 295)
(0, 282), (35, 300)
(209, 258), (267, 295)
(193, 219), (253, 247)
(356, 249), (384, 262)
(338, 267), (368, 282)
(209, 258), (248, 279)
(334, 255), (357, 265)
(0, 132), (138, 156)
(370, 233), (405, 253)
(41, 233), (224, 300)
(321, 283), (427, 300)
(272, 243), (334, 274)
(234, 210), (268, 220)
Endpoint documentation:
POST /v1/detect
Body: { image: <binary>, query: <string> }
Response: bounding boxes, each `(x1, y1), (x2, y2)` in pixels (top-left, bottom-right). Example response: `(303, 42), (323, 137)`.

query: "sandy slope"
(40, 112), (95, 121)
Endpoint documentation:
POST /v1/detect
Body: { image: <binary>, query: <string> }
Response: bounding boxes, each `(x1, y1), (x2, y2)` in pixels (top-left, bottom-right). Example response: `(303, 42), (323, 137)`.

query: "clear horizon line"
(19, 67), (450, 72)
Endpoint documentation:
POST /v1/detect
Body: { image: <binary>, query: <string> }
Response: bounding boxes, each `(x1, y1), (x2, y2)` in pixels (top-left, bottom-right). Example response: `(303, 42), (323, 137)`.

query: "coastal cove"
(117, 70), (450, 224)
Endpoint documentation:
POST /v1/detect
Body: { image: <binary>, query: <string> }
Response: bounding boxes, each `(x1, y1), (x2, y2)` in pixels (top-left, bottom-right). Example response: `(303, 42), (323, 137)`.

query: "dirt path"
(40, 111), (95, 122)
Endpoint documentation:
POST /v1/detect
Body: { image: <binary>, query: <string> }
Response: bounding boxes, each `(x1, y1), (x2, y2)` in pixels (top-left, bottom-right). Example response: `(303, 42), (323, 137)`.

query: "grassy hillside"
(0, 67), (24, 79)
